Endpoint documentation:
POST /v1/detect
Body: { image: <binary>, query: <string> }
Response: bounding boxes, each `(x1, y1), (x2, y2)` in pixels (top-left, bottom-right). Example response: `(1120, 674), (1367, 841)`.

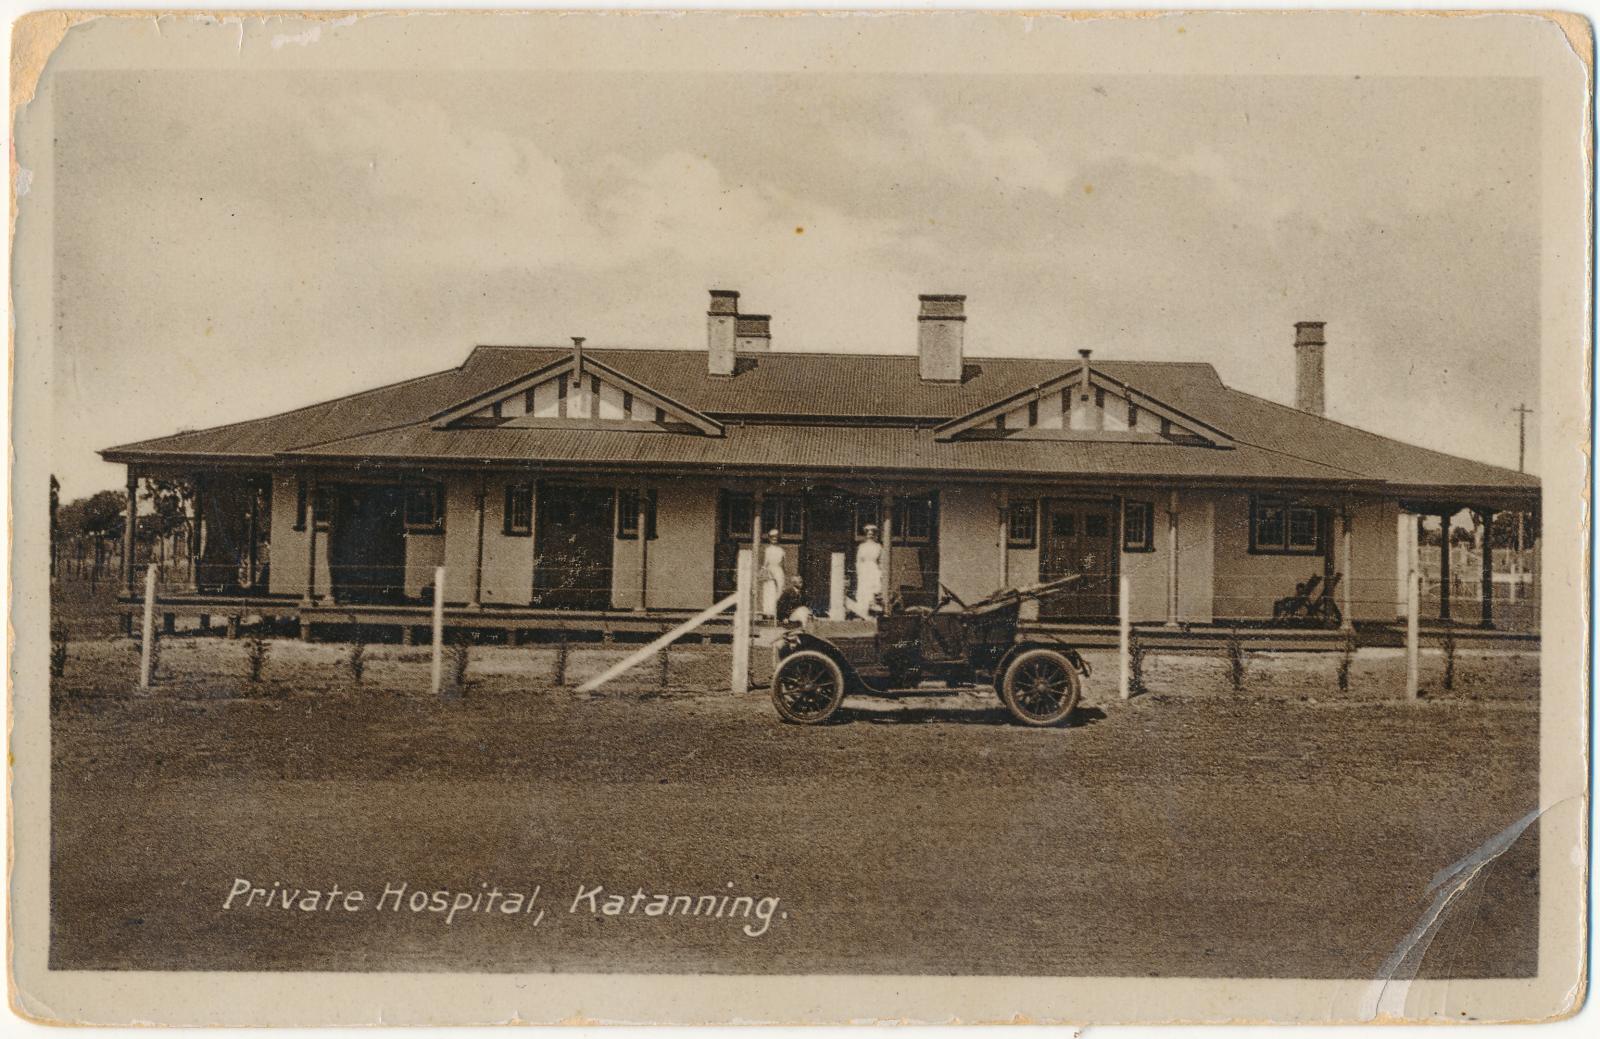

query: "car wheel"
(1000, 648), (1081, 727)
(772, 650), (846, 725)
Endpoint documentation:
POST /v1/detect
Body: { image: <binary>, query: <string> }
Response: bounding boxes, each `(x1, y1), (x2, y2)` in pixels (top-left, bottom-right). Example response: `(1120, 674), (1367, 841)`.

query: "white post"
(1118, 572), (1132, 700)
(732, 548), (752, 694)
(138, 564), (157, 689)
(1405, 566), (1420, 701)
(430, 566), (445, 696)
(829, 551), (846, 619)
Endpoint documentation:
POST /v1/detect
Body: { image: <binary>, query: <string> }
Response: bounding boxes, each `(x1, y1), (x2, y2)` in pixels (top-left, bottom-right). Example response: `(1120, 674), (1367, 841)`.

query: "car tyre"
(772, 650), (846, 724)
(1000, 648), (1081, 727)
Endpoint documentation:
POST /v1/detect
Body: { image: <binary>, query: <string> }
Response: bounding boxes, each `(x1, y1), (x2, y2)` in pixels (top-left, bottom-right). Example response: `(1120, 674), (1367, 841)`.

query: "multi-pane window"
(617, 489), (658, 540)
(1123, 500), (1155, 552)
(1250, 497), (1325, 554)
(892, 495), (935, 546)
(761, 496), (805, 541)
(724, 493), (803, 541)
(1007, 498), (1038, 548)
(403, 481), (444, 532)
(503, 484), (533, 536)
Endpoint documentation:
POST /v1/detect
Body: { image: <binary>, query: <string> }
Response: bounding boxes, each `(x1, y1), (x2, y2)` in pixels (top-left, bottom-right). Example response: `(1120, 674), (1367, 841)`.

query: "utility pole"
(1511, 402), (1534, 605)
(1513, 401), (1533, 473)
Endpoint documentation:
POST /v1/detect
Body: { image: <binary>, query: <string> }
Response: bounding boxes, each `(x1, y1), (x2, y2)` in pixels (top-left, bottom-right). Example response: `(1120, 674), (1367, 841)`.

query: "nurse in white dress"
(759, 529), (786, 619)
(849, 523), (883, 618)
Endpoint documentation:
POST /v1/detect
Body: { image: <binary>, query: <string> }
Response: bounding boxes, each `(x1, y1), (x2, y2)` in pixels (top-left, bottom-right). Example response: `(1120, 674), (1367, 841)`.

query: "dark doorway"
(330, 485), (408, 603)
(1039, 498), (1119, 621)
(802, 487), (880, 615)
(534, 483), (614, 609)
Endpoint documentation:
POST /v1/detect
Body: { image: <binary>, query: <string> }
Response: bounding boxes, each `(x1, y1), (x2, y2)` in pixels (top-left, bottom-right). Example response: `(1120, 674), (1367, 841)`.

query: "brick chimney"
(735, 313), (771, 353)
(707, 289), (740, 376)
(1294, 321), (1326, 415)
(918, 294), (966, 382)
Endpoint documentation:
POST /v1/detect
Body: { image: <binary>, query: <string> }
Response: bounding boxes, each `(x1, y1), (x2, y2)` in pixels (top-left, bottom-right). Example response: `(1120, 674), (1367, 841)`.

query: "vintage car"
(770, 575), (1091, 727)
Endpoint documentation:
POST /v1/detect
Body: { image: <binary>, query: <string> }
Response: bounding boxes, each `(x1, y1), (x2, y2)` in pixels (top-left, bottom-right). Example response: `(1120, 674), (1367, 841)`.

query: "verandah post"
(123, 471), (139, 597)
(732, 547), (752, 694)
(635, 483), (650, 613)
(1340, 503), (1353, 630)
(303, 474), (318, 605)
(430, 566), (446, 696)
(1165, 489), (1180, 627)
(471, 473), (486, 609)
(1438, 510), (1452, 622)
(1478, 507), (1496, 629)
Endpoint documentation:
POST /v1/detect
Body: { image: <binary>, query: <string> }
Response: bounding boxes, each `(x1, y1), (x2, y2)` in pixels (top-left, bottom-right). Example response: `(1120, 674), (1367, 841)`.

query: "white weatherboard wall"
(611, 480), (718, 610)
(481, 477), (537, 604)
(267, 472), (328, 597)
(1350, 499), (1401, 621)
(1210, 492), (1398, 621)
(939, 485), (1003, 604)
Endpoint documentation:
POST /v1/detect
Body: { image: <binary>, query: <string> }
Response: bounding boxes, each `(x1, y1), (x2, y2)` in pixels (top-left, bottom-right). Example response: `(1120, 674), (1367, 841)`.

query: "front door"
(803, 488), (879, 616)
(1039, 499), (1118, 621)
(534, 483), (615, 609)
(329, 485), (408, 603)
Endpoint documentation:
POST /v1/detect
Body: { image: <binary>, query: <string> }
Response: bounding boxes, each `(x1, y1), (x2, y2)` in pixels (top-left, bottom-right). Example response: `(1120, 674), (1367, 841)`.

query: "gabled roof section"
(933, 364), (1235, 448)
(427, 354), (724, 436)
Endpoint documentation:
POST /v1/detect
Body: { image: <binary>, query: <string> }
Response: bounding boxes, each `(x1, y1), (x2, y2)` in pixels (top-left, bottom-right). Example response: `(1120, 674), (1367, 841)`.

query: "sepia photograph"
(7, 8), (1590, 1027)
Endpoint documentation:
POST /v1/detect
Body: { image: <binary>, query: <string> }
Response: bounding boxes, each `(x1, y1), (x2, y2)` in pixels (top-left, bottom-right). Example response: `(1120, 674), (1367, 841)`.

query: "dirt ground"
(48, 629), (1539, 978)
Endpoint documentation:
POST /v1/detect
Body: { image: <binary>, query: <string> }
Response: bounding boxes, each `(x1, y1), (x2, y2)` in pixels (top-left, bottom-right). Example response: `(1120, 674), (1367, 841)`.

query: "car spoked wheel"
(771, 650), (846, 724)
(1001, 648), (1081, 727)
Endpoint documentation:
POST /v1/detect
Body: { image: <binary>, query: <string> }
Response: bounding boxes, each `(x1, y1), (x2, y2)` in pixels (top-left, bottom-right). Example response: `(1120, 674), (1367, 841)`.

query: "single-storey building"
(103, 290), (1539, 638)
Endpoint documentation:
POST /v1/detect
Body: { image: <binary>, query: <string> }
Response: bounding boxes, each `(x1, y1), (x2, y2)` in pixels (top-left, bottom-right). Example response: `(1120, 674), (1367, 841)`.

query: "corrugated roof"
(102, 344), (1538, 495)
(278, 422), (1369, 485)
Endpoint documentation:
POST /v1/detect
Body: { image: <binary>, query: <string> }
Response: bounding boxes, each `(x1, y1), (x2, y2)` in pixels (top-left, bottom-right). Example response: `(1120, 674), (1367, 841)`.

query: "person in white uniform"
(759, 529), (786, 619)
(849, 523), (883, 618)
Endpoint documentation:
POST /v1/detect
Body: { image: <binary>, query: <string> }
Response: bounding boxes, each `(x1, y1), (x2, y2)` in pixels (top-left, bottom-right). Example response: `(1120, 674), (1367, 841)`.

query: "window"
(1123, 500), (1155, 552)
(891, 495), (935, 546)
(724, 494), (753, 541)
(725, 494), (804, 541)
(403, 481), (444, 533)
(1007, 499), (1037, 548)
(503, 484), (533, 537)
(761, 496), (805, 541)
(1250, 497), (1325, 554)
(618, 489), (658, 540)
(293, 478), (330, 532)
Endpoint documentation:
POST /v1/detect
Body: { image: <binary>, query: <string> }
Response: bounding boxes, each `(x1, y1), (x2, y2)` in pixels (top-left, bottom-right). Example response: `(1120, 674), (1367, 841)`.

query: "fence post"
(1405, 566), (1420, 701)
(430, 566), (445, 696)
(732, 548), (752, 694)
(139, 565), (157, 689)
(1118, 572), (1132, 700)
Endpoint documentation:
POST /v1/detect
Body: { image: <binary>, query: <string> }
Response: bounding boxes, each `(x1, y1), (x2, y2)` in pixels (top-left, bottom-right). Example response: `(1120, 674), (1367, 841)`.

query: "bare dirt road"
(49, 637), (1538, 978)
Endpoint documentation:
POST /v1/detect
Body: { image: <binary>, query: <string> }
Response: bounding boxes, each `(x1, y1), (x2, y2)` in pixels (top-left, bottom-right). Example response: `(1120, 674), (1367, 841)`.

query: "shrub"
(1442, 627), (1457, 691)
(245, 632), (271, 685)
(1225, 627), (1246, 692)
(449, 631), (472, 696)
(658, 642), (672, 689)
(345, 615), (367, 685)
(145, 625), (163, 684)
(1337, 629), (1357, 692)
(50, 624), (69, 680)
(553, 637), (570, 686)
(1127, 630), (1146, 695)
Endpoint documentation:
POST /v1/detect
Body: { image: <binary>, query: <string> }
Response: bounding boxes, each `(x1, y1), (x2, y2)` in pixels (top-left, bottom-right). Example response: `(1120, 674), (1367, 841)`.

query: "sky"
(51, 68), (1540, 499)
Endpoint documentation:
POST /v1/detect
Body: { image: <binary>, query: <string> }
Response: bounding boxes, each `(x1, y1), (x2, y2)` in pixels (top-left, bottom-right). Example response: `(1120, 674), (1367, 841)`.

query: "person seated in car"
(776, 574), (811, 625)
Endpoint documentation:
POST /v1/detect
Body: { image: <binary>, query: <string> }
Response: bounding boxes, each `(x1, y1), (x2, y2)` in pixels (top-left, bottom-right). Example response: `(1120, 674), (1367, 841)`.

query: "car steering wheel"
(938, 583), (967, 611)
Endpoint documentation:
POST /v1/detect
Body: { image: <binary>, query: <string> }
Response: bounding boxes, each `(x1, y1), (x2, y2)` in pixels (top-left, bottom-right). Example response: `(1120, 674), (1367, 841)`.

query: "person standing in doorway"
(759, 529), (786, 619)
(849, 522), (883, 618)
